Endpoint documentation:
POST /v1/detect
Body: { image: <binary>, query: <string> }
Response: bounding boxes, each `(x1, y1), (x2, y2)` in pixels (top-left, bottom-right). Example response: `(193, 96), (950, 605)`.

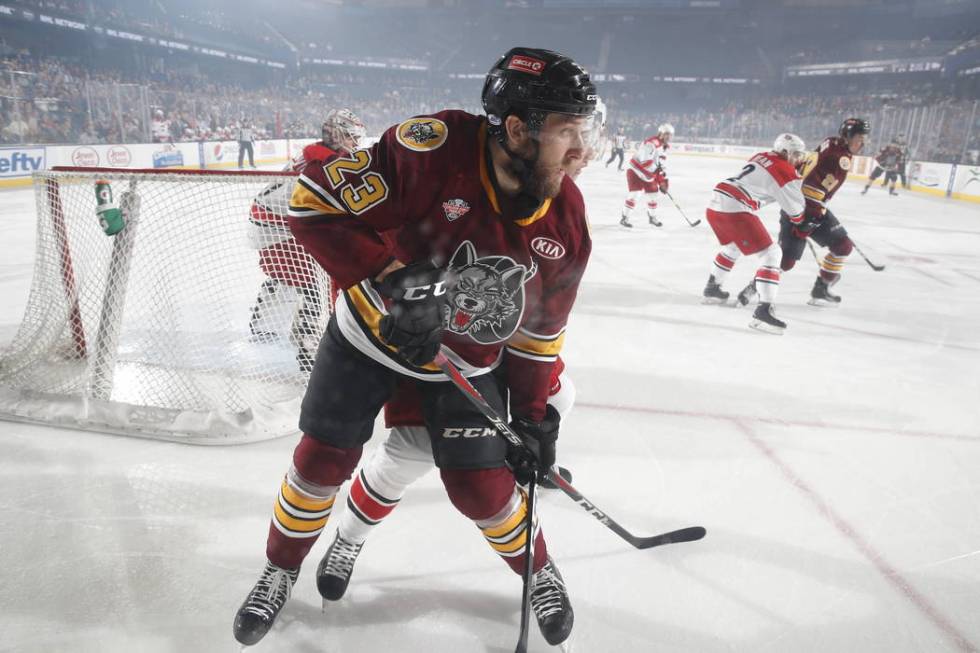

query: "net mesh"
(0, 168), (334, 444)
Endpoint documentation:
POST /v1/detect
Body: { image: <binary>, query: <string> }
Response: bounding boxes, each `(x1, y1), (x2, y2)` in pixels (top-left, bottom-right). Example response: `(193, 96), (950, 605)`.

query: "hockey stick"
(806, 238), (821, 266)
(515, 471), (536, 653)
(546, 471), (707, 550)
(852, 241), (886, 272)
(663, 190), (701, 227)
(432, 352), (707, 551)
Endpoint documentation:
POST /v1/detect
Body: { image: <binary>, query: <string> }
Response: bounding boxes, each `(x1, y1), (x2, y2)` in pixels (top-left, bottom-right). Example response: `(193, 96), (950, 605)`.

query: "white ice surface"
(1, 156), (978, 653)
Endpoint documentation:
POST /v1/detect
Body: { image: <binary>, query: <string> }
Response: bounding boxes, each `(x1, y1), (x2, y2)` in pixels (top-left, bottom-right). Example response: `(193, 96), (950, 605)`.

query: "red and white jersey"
(709, 151), (804, 219)
(628, 135), (668, 182)
(250, 142), (339, 247)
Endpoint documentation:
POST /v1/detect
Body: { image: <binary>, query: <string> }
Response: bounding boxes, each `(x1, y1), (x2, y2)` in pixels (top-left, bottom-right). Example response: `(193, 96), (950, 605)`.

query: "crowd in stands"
(2, 50), (978, 164)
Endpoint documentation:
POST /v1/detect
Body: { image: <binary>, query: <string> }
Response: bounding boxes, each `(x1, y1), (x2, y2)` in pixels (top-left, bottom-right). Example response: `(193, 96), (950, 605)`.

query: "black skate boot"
(702, 275), (730, 305)
(808, 277), (841, 307)
(861, 185), (869, 195)
(889, 188), (899, 196)
(749, 302), (787, 335)
(233, 561), (299, 646)
(538, 465), (573, 490)
(316, 531), (364, 601)
(737, 280), (758, 307)
(530, 556), (574, 646)
(619, 213), (633, 228)
(647, 212), (662, 227)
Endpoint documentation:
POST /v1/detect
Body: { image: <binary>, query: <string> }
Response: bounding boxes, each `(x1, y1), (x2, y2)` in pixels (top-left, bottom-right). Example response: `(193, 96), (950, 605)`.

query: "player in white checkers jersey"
(247, 108), (366, 371)
(619, 123), (673, 228)
(701, 133), (807, 334)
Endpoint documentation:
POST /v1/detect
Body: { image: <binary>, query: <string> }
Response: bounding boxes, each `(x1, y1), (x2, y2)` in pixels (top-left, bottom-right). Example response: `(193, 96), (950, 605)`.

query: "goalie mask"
(322, 109), (366, 152)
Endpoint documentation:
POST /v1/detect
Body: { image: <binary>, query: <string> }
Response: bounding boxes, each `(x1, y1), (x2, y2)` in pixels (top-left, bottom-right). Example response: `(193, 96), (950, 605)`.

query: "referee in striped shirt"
(238, 120), (256, 168)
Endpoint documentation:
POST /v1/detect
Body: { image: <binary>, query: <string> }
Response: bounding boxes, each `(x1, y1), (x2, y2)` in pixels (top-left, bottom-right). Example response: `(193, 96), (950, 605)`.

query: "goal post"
(0, 167), (335, 444)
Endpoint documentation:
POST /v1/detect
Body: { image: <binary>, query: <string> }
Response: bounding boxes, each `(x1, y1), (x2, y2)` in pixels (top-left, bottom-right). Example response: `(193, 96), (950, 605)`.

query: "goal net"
(0, 167), (335, 444)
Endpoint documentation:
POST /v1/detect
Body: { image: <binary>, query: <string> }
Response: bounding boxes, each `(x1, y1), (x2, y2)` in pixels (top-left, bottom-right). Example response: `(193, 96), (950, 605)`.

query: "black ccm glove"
(378, 262), (448, 366)
(507, 404), (560, 486)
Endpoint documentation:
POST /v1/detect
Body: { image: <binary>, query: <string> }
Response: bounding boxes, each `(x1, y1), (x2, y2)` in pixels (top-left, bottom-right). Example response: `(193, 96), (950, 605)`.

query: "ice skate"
(531, 556), (574, 646)
(233, 561), (299, 646)
(861, 185), (869, 195)
(749, 302), (786, 335)
(736, 280), (758, 307)
(619, 213), (633, 228)
(808, 277), (841, 306)
(648, 212), (662, 227)
(702, 275), (729, 305)
(316, 531), (364, 602)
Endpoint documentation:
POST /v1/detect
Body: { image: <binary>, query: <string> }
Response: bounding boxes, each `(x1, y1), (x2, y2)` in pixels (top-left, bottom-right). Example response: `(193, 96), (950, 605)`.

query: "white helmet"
(322, 108), (366, 150)
(658, 123), (675, 136)
(584, 96), (607, 153)
(773, 133), (806, 159)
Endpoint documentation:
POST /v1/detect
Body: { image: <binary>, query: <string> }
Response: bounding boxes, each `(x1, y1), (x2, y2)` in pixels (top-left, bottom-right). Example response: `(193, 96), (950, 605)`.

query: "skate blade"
(749, 320), (785, 335)
(558, 635), (574, 653)
(806, 298), (840, 308)
(701, 297), (728, 306)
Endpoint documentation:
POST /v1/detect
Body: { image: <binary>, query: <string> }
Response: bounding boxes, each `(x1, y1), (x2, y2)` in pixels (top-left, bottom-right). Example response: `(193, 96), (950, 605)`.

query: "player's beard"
(524, 161), (565, 200)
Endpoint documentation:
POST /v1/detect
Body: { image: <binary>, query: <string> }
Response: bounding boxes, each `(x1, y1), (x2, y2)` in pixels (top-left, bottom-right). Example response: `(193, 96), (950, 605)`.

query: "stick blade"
(633, 526), (707, 550)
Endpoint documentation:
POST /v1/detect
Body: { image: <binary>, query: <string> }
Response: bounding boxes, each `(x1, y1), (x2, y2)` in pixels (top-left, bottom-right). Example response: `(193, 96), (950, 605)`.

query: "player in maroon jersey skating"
(233, 48), (599, 648)
(738, 118), (870, 307)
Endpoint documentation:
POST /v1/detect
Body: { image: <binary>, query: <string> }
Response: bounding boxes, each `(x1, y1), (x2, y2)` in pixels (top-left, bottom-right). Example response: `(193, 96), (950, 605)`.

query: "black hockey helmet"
(482, 47), (597, 135)
(839, 117), (871, 139)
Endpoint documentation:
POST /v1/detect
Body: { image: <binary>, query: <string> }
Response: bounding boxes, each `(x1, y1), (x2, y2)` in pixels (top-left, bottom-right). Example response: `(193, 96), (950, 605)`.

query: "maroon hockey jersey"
(798, 136), (852, 224)
(287, 110), (592, 421)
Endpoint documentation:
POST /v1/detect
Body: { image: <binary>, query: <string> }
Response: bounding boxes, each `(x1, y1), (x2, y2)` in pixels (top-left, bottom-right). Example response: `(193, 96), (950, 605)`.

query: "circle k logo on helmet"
(507, 55), (546, 76)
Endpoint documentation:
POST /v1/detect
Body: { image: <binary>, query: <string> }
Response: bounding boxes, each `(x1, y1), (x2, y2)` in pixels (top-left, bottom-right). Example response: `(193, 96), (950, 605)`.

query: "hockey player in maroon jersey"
(310, 100), (607, 601)
(247, 109), (366, 371)
(701, 133), (807, 334)
(862, 138), (904, 196)
(232, 48), (598, 648)
(619, 122), (673, 228)
(746, 117), (870, 306)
